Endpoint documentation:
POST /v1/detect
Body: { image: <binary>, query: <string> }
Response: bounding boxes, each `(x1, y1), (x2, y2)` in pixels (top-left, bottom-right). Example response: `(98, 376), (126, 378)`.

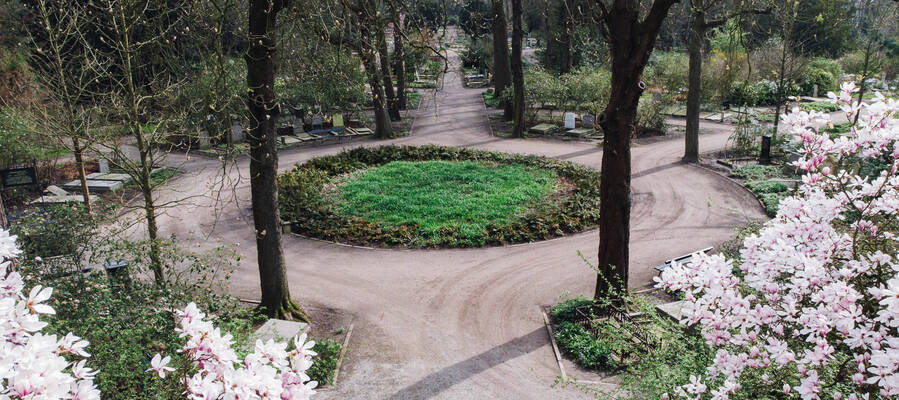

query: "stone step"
(249, 318), (309, 345)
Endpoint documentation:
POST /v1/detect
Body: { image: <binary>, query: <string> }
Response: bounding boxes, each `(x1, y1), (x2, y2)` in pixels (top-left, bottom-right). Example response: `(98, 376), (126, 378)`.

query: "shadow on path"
(385, 328), (548, 400)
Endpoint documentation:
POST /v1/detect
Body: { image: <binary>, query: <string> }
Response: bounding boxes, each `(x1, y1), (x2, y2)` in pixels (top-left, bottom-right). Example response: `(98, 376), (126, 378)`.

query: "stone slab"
(528, 123), (558, 134)
(86, 173), (131, 182)
(32, 194), (98, 204)
(567, 128), (595, 136)
(655, 300), (686, 322)
(249, 319), (309, 344)
(63, 179), (123, 192)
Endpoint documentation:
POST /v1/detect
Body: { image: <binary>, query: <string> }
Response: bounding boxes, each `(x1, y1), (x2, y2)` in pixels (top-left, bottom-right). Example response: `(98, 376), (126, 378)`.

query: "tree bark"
(594, 0), (679, 300)
(543, 0), (552, 68)
(683, 11), (704, 163)
(72, 138), (93, 212)
(0, 190), (8, 231)
(854, 39), (873, 125)
(492, 0), (513, 118)
(393, 13), (407, 110)
(378, 31), (401, 121)
(247, 0), (308, 321)
(560, 0), (574, 74)
(511, 0), (525, 137)
(360, 41), (395, 139)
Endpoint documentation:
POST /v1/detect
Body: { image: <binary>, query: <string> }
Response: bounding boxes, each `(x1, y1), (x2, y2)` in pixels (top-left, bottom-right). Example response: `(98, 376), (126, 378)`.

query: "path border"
(541, 308), (567, 382)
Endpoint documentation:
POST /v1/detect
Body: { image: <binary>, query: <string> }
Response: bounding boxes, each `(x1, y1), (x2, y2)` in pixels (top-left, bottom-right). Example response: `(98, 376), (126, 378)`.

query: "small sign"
(0, 167), (37, 188)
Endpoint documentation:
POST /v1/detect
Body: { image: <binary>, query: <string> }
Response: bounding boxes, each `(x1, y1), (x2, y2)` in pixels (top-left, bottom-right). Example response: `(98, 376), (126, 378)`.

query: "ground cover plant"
(730, 165), (795, 216)
(279, 145), (602, 247)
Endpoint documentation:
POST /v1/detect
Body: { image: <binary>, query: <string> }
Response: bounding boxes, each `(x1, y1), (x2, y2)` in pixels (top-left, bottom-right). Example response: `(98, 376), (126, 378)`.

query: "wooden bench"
(653, 247), (713, 275)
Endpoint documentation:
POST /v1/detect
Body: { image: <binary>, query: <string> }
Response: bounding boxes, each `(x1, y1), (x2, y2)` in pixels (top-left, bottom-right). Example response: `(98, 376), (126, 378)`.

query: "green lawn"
(330, 160), (557, 240)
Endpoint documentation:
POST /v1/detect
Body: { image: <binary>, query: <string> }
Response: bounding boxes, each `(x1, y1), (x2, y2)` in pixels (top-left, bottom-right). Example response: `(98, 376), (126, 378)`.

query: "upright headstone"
(581, 113), (595, 129)
(98, 158), (110, 174)
(812, 84), (818, 98)
(198, 130), (211, 149)
(230, 121), (245, 143)
(332, 114), (344, 128)
(564, 112), (576, 130)
(311, 116), (323, 130)
(759, 135), (772, 165)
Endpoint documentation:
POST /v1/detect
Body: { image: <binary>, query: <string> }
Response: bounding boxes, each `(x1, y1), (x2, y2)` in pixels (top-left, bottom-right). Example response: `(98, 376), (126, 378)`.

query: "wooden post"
(759, 135), (772, 165)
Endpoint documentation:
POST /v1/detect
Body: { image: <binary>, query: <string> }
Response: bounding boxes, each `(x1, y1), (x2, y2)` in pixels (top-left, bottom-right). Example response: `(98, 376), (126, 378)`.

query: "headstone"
(198, 130), (211, 150)
(98, 158), (110, 174)
(563, 112), (576, 130)
(812, 84), (818, 98)
(311, 116), (323, 130)
(85, 173), (131, 183)
(230, 121), (245, 143)
(293, 122), (305, 134)
(64, 179), (123, 192)
(47, 185), (69, 197)
(332, 114), (344, 128)
(581, 113), (595, 129)
(528, 123), (558, 135)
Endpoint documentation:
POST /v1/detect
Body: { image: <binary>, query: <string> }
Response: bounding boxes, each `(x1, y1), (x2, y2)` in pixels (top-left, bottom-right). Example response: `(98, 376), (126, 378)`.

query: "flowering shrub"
(148, 302), (318, 399)
(657, 82), (899, 399)
(0, 229), (100, 399)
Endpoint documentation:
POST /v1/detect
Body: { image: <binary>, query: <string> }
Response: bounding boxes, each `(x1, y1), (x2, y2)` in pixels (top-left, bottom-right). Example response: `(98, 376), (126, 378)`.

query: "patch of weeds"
(799, 101), (839, 113)
(308, 339), (342, 386)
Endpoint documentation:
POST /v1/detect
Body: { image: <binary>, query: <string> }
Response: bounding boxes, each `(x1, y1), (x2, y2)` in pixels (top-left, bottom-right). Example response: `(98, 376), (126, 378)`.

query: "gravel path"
(146, 50), (765, 399)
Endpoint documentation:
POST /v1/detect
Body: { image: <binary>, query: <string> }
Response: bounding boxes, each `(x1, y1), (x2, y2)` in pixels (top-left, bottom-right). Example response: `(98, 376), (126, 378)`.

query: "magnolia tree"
(0, 229), (318, 399)
(657, 82), (899, 399)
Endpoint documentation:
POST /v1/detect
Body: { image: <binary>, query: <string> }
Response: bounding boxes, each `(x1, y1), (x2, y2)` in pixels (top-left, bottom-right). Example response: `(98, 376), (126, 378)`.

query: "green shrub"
(800, 101), (839, 113)
(279, 145), (602, 248)
(746, 180), (789, 194)
(731, 165), (781, 181)
(554, 321), (613, 369)
(550, 296), (595, 323)
(308, 339), (342, 386)
(759, 192), (790, 217)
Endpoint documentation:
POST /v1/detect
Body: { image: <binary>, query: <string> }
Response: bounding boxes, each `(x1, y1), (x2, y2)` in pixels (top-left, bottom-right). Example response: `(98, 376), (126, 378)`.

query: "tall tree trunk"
(0, 190), (8, 230)
(594, 0), (678, 300)
(133, 127), (164, 284)
(560, 0), (574, 74)
(543, 0), (552, 68)
(360, 40), (394, 139)
(683, 12), (704, 163)
(511, 0), (525, 137)
(72, 138), (92, 212)
(378, 32), (401, 121)
(492, 0), (513, 118)
(393, 14), (408, 110)
(247, 0), (308, 321)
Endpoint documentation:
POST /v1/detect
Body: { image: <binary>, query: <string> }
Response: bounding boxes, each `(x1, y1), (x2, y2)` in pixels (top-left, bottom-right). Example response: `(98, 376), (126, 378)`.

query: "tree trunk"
(492, 0), (513, 118)
(543, 0), (552, 68)
(246, 0), (308, 321)
(683, 13), (704, 163)
(133, 128), (164, 284)
(71, 139), (93, 212)
(0, 190), (8, 231)
(378, 32), (401, 121)
(393, 16), (407, 110)
(511, 0), (525, 137)
(594, 0), (678, 300)
(560, 0), (574, 74)
(360, 41), (395, 139)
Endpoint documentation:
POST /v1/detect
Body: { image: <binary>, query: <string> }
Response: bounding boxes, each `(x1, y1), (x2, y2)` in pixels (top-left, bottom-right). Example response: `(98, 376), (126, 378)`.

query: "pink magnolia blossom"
(0, 230), (100, 399)
(658, 84), (899, 399)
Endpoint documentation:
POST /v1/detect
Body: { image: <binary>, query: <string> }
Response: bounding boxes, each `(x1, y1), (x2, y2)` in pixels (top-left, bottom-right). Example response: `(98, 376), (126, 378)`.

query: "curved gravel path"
(149, 50), (765, 398)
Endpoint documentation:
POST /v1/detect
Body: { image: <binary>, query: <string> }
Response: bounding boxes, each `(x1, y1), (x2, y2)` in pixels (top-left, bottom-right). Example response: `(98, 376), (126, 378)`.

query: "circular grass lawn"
(331, 160), (557, 241)
(279, 145), (601, 248)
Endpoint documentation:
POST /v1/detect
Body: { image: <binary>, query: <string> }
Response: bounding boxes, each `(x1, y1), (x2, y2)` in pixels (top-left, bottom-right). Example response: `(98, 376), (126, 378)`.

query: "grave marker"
(563, 112), (576, 130)
(581, 113), (595, 129)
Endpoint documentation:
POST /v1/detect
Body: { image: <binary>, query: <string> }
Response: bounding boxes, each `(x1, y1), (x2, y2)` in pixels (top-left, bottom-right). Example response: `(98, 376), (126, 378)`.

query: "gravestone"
(563, 112), (576, 130)
(333, 114), (344, 128)
(311, 116), (323, 130)
(198, 130), (211, 150)
(230, 122), (245, 143)
(812, 84), (818, 98)
(581, 113), (595, 129)
(98, 158), (110, 174)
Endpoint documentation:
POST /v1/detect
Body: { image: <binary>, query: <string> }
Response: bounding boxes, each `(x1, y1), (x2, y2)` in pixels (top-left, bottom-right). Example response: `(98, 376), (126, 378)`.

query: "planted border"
(278, 145), (602, 248)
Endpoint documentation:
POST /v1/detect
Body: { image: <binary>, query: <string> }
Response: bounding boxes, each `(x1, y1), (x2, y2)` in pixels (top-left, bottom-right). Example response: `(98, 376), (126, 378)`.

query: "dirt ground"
(132, 48), (766, 399)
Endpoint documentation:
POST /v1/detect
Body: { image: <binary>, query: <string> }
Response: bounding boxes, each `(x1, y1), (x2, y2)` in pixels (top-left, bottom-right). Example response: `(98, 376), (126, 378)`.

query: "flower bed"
(279, 145), (602, 248)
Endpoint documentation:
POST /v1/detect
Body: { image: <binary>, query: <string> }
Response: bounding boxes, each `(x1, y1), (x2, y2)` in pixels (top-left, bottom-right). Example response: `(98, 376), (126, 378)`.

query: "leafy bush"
(554, 321), (613, 369)
(648, 51), (689, 97)
(550, 296), (595, 322)
(800, 101), (839, 113)
(799, 58), (842, 95)
(279, 145), (602, 248)
(746, 179), (788, 194)
(637, 96), (667, 134)
(731, 165), (782, 181)
(308, 339), (342, 386)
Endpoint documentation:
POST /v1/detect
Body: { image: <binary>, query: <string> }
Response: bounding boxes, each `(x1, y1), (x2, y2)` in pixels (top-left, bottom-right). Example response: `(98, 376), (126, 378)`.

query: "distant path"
(147, 48), (765, 398)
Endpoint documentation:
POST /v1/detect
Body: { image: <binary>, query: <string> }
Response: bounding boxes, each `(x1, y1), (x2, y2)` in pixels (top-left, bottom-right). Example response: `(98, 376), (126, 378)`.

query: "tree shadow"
(385, 327), (549, 399)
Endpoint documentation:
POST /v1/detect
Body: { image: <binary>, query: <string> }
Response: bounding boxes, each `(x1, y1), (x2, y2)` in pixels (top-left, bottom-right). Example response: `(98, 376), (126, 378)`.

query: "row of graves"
(528, 112), (604, 140)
